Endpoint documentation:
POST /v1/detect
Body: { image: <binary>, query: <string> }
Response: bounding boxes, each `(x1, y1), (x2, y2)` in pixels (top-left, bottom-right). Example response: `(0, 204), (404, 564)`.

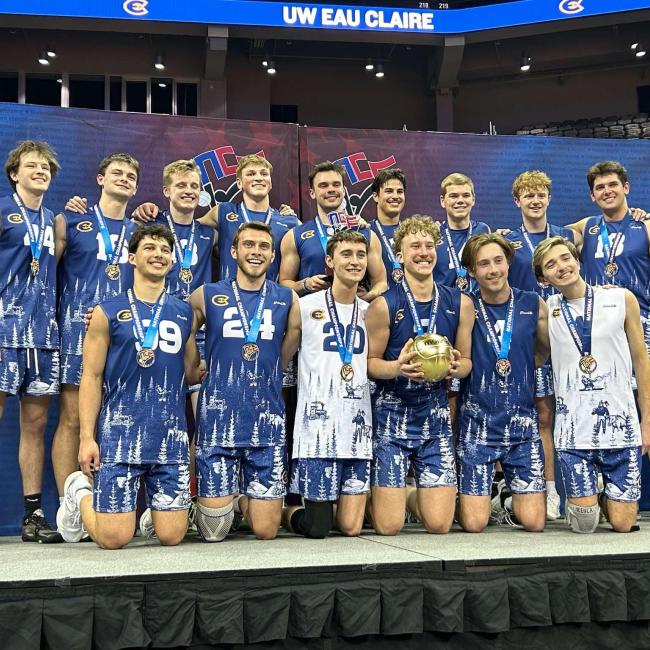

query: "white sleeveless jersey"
(293, 290), (372, 460)
(548, 286), (641, 450)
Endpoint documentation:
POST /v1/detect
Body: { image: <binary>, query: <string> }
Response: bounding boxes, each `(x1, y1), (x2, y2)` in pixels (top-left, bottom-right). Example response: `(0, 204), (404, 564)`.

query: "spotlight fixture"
(631, 42), (639, 50)
(38, 51), (50, 66)
(365, 58), (374, 71)
(158, 82), (167, 88)
(520, 54), (532, 72)
(635, 44), (647, 58)
(375, 64), (384, 78)
(267, 60), (276, 74)
(154, 54), (165, 70)
(46, 46), (56, 58)
(262, 59), (268, 67)
(56, 78), (63, 84)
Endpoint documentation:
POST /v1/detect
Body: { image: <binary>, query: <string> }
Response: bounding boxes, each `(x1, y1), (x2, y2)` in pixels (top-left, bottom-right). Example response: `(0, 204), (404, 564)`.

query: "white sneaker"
(56, 471), (91, 543)
(546, 491), (561, 521)
(139, 508), (157, 540)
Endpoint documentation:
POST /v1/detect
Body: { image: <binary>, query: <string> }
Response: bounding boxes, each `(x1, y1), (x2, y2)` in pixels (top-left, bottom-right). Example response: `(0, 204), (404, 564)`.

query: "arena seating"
(517, 114), (650, 138)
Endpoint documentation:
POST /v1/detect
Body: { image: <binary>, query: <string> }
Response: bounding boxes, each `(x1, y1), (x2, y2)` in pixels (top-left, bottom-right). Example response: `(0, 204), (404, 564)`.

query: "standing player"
(456, 233), (548, 533)
(366, 216), (474, 536)
(534, 236), (649, 533)
(281, 230), (372, 538)
(504, 171), (575, 520)
(56, 224), (202, 548)
(279, 161), (387, 301)
(52, 153), (139, 497)
(368, 168), (407, 289)
(0, 141), (62, 542)
(191, 222), (293, 541)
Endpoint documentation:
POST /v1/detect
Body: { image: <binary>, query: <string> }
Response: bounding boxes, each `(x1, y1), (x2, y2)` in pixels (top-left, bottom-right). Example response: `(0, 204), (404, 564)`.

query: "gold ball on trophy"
(409, 333), (453, 382)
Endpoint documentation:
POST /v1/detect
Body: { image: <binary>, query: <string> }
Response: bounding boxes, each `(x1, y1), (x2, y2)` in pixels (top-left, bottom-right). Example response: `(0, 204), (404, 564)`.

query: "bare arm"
(78, 307), (110, 477)
(281, 294), (302, 368)
(361, 232), (388, 302)
(450, 293), (474, 379)
(184, 312), (203, 386)
(277, 229), (329, 295)
(197, 204), (219, 231)
(131, 202), (160, 223)
(564, 217), (587, 251)
(534, 297), (550, 368)
(623, 290), (650, 453)
(54, 212), (67, 263)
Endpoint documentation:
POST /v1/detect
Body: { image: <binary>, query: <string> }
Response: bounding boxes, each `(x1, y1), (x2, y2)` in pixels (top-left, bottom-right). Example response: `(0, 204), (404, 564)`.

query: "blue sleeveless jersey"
(217, 201), (299, 282)
(459, 288), (539, 446)
(97, 293), (192, 464)
(369, 219), (401, 288)
(581, 214), (650, 316)
(434, 221), (490, 291)
(374, 282), (461, 405)
(0, 195), (58, 349)
(58, 211), (135, 356)
(153, 213), (214, 299)
(197, 280), (292, 448)
(506, 224), (575, 300)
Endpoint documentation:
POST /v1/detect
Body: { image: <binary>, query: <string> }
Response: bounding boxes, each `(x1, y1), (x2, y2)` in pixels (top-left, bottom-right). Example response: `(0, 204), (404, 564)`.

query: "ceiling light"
(375, 64), (384, 78)
(57, 78), (62, 84)
(631, 42), (639, 50)
(262, 59), (268, 67)
(46, 46), (56, 58)
(267, 60), (276, 74)
(636, 44), (647, 58)
(520, 54), (532, 72)
(154, 54), (165, 70)
(38, 51), (50, 66)
(158, 82), (167, 88)
(365, 58), (374, 71)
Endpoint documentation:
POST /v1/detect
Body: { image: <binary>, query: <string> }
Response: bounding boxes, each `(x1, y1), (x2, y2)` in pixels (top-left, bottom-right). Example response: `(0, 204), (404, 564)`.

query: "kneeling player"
(56, 225), (203, 548)
(534, 236), (650, 533)
(282, 230), (373, 538)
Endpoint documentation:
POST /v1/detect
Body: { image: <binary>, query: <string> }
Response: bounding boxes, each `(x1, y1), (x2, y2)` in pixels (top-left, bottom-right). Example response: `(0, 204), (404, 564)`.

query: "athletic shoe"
(139, 508), (157, 540)
(546, 491), (561, 521)
(22, 509), (63, 543)
(489, 479), (523, 528)
(186, 498), (198, 536)
(56, 471), (91, 543)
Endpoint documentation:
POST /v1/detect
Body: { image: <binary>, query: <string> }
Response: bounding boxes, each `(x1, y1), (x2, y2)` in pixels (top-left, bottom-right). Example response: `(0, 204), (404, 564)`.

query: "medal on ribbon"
(239, 203), (273, 225)
(127, 289), (166, 367)
(165, 212), (195, 288)
(442, 222), (472, 292)
(559, 284), (597, 374)
(477, 290), (515, 378)
(325, 288), (359, 382)
(231, 280), (268, 362)
(374, 220), (403, 284)
(598, 216), (629, 278)
(401, 278), (440, 338)
(94, 204), (127, 281)
(13, 192), (45, 277)
(314, 218), (332, 255)
(520, 224), (550, 288)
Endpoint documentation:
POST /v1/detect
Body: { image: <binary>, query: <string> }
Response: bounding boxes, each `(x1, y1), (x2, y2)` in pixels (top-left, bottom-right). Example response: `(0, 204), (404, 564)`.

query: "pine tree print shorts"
(61, 352), (83, 386)
(93, 462), (191, 513)
(371, 436), (457, 489)
(290, 458), (370, 501)
(557, 447), (642, 502)
(196, 444), (287, 500)
(535, 362), (554, 399)
(457, 439), (545, 497)
(0, 348), (59, 397)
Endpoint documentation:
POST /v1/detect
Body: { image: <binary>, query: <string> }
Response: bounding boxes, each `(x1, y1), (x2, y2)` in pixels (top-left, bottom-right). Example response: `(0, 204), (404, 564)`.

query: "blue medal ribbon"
(477, 289), (515, 363)
(239, 203), (273, 225)
(231, 280), (268, 343)
(314, 218), (331, 255)
(373, 220), (402, 274)
(13, 192), (45, 263)
(442, 222), (472, 283)
(325, 288), (358, 366)
(401, 279), (439, 337)
(93, 204), (127, 267)
(598, 215), (629, 269)
(559, 284), (594, 358)
(164, 212), (195, 274)
(127, 289), (166, 350)
(520, 223), (549, 255)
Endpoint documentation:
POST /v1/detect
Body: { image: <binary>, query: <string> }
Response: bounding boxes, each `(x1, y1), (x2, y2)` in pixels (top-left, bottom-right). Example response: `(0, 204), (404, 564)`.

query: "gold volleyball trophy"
(409, 333), (454, 382)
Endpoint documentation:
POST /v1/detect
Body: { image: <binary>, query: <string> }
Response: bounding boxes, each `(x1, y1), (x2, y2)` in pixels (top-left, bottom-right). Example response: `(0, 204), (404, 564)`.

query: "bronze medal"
(242, 342), (260, 361)
(30, 258), (40, 276)
(578, 353), (597, 375)
(179, 268), (193, 284)
(105, 264), (120, 280)
(604, 262), (618, 277)
(136, 348), (156, 368)
(456, 276), (469, 291)
(341, 363), (354, 382)
(495, 358), (512, 378)
(391, 268), (404, 283)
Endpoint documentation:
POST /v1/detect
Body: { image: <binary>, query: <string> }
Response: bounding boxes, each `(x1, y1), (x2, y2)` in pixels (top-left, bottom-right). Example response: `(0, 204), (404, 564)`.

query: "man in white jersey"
(534, 236), (650, 533)
(281, 230), (372, 538)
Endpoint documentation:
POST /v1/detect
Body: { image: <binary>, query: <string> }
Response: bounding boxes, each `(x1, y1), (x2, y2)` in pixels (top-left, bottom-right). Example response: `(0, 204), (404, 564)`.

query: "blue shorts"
(535, 363), (554, 399)
(557, 447), (642, 502)
(93, 462), (191, 513)
(196, 444), (286, 500)
(0, 348), (60, 397)
(458, 439), (546, 496)
(187, 339), (206, 394)
(61, 353), (83, 386)
(372, 437), (457, 489)
(290, 458), (370, 501)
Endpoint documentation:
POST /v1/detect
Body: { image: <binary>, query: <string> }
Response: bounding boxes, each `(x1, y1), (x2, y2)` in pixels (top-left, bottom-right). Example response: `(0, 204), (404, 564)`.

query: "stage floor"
(3, 520), (650, 585)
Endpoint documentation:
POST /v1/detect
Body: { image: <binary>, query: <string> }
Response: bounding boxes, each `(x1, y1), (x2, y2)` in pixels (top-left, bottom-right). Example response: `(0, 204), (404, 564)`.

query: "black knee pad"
(291, 500), (333, 539)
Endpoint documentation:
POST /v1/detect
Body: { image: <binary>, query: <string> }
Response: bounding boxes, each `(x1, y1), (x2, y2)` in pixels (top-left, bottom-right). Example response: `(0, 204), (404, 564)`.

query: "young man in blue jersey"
(56, 224), (203, 548)
(365, 215), (474, 536)
(190, 222), (294, 541)
(0, 141), (62, 543)
(456, 233), (549, 533)
(504, 170), (576, 520)
(52, 153), (140, 502)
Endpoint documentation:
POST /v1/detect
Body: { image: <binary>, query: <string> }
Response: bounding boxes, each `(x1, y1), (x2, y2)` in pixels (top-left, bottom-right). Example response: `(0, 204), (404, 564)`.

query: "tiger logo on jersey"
(225, 212), (239, 223)
(7, 213), (23, 224)
(552, 308), (561, 318)
(301, 230), (315, 240)
(117, 309), (133, 322)
(588, 225), (600, 235)
(76, 220), (93, 232)
(512, 241), (523, 250)
(394, 308), (404, 323)
(212, 295), (229, 306)
(310, 309), (325, 320)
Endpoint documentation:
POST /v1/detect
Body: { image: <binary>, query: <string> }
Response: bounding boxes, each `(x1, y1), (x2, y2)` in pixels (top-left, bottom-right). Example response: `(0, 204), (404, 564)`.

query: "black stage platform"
(2, 522), (650, 650)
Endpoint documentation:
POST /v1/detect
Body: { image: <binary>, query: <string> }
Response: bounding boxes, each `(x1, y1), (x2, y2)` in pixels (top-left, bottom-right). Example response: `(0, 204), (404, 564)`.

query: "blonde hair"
(440, 173), (474, 197)
(512, 170), (552, 198)
(392, 215), (441, 254)
(532, 236), (579, 281)
(163, 159), (201, 187)
(236, 154), (273, 179)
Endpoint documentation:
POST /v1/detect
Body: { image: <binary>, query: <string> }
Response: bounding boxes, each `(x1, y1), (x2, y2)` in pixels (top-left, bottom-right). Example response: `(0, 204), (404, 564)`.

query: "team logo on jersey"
(310, 309), (325, 320)
(225, 212), (239, 223)
(512, 241), (524, 250)
(395, 308), (404, 322)
(7, 213), (23, 224)
(301, 230), (315, 240)
(76, 220), (93, 232)
(117, 309), (133, 322)
(552, 308), (561, 317)
(212, 295), (229, 306)
(588, 225), (600, 235)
